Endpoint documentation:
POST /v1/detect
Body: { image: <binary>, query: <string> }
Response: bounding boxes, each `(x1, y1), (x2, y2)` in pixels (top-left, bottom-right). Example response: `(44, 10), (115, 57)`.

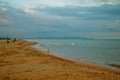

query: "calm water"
(28, 39), (120, 65)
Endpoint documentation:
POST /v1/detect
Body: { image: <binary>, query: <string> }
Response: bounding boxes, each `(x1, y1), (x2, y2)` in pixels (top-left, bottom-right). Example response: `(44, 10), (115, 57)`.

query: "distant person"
(6, 36), (10, 43)
(6, 39), (9, 43)
(13, 38), (16, 43)
(15, 38), (16, 41)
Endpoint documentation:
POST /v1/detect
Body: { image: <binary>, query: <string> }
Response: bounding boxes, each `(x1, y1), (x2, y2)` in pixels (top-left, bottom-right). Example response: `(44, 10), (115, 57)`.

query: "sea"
(27, 39), (120, 65)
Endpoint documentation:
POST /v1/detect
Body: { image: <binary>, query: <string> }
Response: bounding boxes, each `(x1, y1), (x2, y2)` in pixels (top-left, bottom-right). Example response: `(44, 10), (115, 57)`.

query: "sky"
(0, 0), (120, 39)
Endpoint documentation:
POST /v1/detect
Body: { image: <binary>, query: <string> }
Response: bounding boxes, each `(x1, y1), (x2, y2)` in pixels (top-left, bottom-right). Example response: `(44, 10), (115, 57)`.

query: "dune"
(0, 39), (120, 80)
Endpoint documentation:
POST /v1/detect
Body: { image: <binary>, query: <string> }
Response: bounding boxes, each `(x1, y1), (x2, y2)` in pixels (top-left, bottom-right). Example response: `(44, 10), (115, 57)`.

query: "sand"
(0, 39), (120, 80)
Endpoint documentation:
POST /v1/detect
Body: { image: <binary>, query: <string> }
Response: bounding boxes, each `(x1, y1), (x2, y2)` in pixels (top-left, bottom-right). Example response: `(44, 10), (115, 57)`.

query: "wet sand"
(0, 39), (120, 80)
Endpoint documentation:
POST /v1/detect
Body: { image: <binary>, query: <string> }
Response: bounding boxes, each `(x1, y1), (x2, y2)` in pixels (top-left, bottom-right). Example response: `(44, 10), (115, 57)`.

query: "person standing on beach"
(13, 38), (16, 43)
(7, 40), (9, 43)
(6, 36), (9, 43)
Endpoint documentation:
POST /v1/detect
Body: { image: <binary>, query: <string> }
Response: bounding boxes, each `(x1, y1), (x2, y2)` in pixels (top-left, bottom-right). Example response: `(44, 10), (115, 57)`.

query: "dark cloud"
(0, 1), (71, 37)
(41, 4), (120, 20)
(0, 0), (120, 38)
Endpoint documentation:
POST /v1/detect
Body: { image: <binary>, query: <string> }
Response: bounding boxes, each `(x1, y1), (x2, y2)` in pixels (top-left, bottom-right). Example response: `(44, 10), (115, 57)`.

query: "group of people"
(6, 38), (16, 43)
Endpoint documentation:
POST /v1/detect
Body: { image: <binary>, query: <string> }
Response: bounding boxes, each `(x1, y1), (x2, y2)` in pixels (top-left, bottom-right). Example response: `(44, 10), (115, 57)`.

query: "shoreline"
(31, 41), (120, 71)
(0, 39), (120, 80)
(24, 39), (120, 74)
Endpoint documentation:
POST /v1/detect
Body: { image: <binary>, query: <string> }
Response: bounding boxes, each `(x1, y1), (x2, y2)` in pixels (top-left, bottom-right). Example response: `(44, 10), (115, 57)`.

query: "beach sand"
(0, 39), (120, 80)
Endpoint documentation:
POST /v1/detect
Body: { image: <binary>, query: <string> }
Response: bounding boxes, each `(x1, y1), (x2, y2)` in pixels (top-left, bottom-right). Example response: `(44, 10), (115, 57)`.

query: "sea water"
(28, 39), (120, 65)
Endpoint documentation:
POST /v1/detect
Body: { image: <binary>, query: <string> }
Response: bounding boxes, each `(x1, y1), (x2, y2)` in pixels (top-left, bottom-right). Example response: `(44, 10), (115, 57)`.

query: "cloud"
(0, 18), (9, 24)
(1, 0), (120, 10)
(24, 8), (38, 14)
(42, 4), (120, 20)
(0, 0), (117, 9)
(108, 0), (120, 4)
(0, 0), (120, 39)
(37, 0), (120, 7)
(39, 4), (46, 9)
(0, 7), (7, 12)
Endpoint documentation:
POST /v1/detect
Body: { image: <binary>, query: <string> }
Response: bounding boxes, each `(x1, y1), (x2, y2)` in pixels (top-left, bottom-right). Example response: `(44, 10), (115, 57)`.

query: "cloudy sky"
(0, 0), (120, 39)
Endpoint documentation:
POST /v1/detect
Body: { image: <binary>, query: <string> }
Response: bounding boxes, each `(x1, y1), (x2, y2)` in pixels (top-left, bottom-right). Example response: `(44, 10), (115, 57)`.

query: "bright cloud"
(2, 0), (120, 9)
(24, 8), (37, 14)
(0, 7), (7, 12)
(109, 0), (120, 4)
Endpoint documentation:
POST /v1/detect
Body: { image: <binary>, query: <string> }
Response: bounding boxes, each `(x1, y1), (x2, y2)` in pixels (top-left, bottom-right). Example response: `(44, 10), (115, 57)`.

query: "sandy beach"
(0, 39), (120, 80)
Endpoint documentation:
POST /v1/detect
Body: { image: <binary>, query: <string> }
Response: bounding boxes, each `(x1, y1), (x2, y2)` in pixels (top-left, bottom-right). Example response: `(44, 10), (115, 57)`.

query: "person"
(14, 38), (16, 41)
(13, 38), (16, 43)
(6, 36), (9, 43)
(6, 39), (9, 43)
